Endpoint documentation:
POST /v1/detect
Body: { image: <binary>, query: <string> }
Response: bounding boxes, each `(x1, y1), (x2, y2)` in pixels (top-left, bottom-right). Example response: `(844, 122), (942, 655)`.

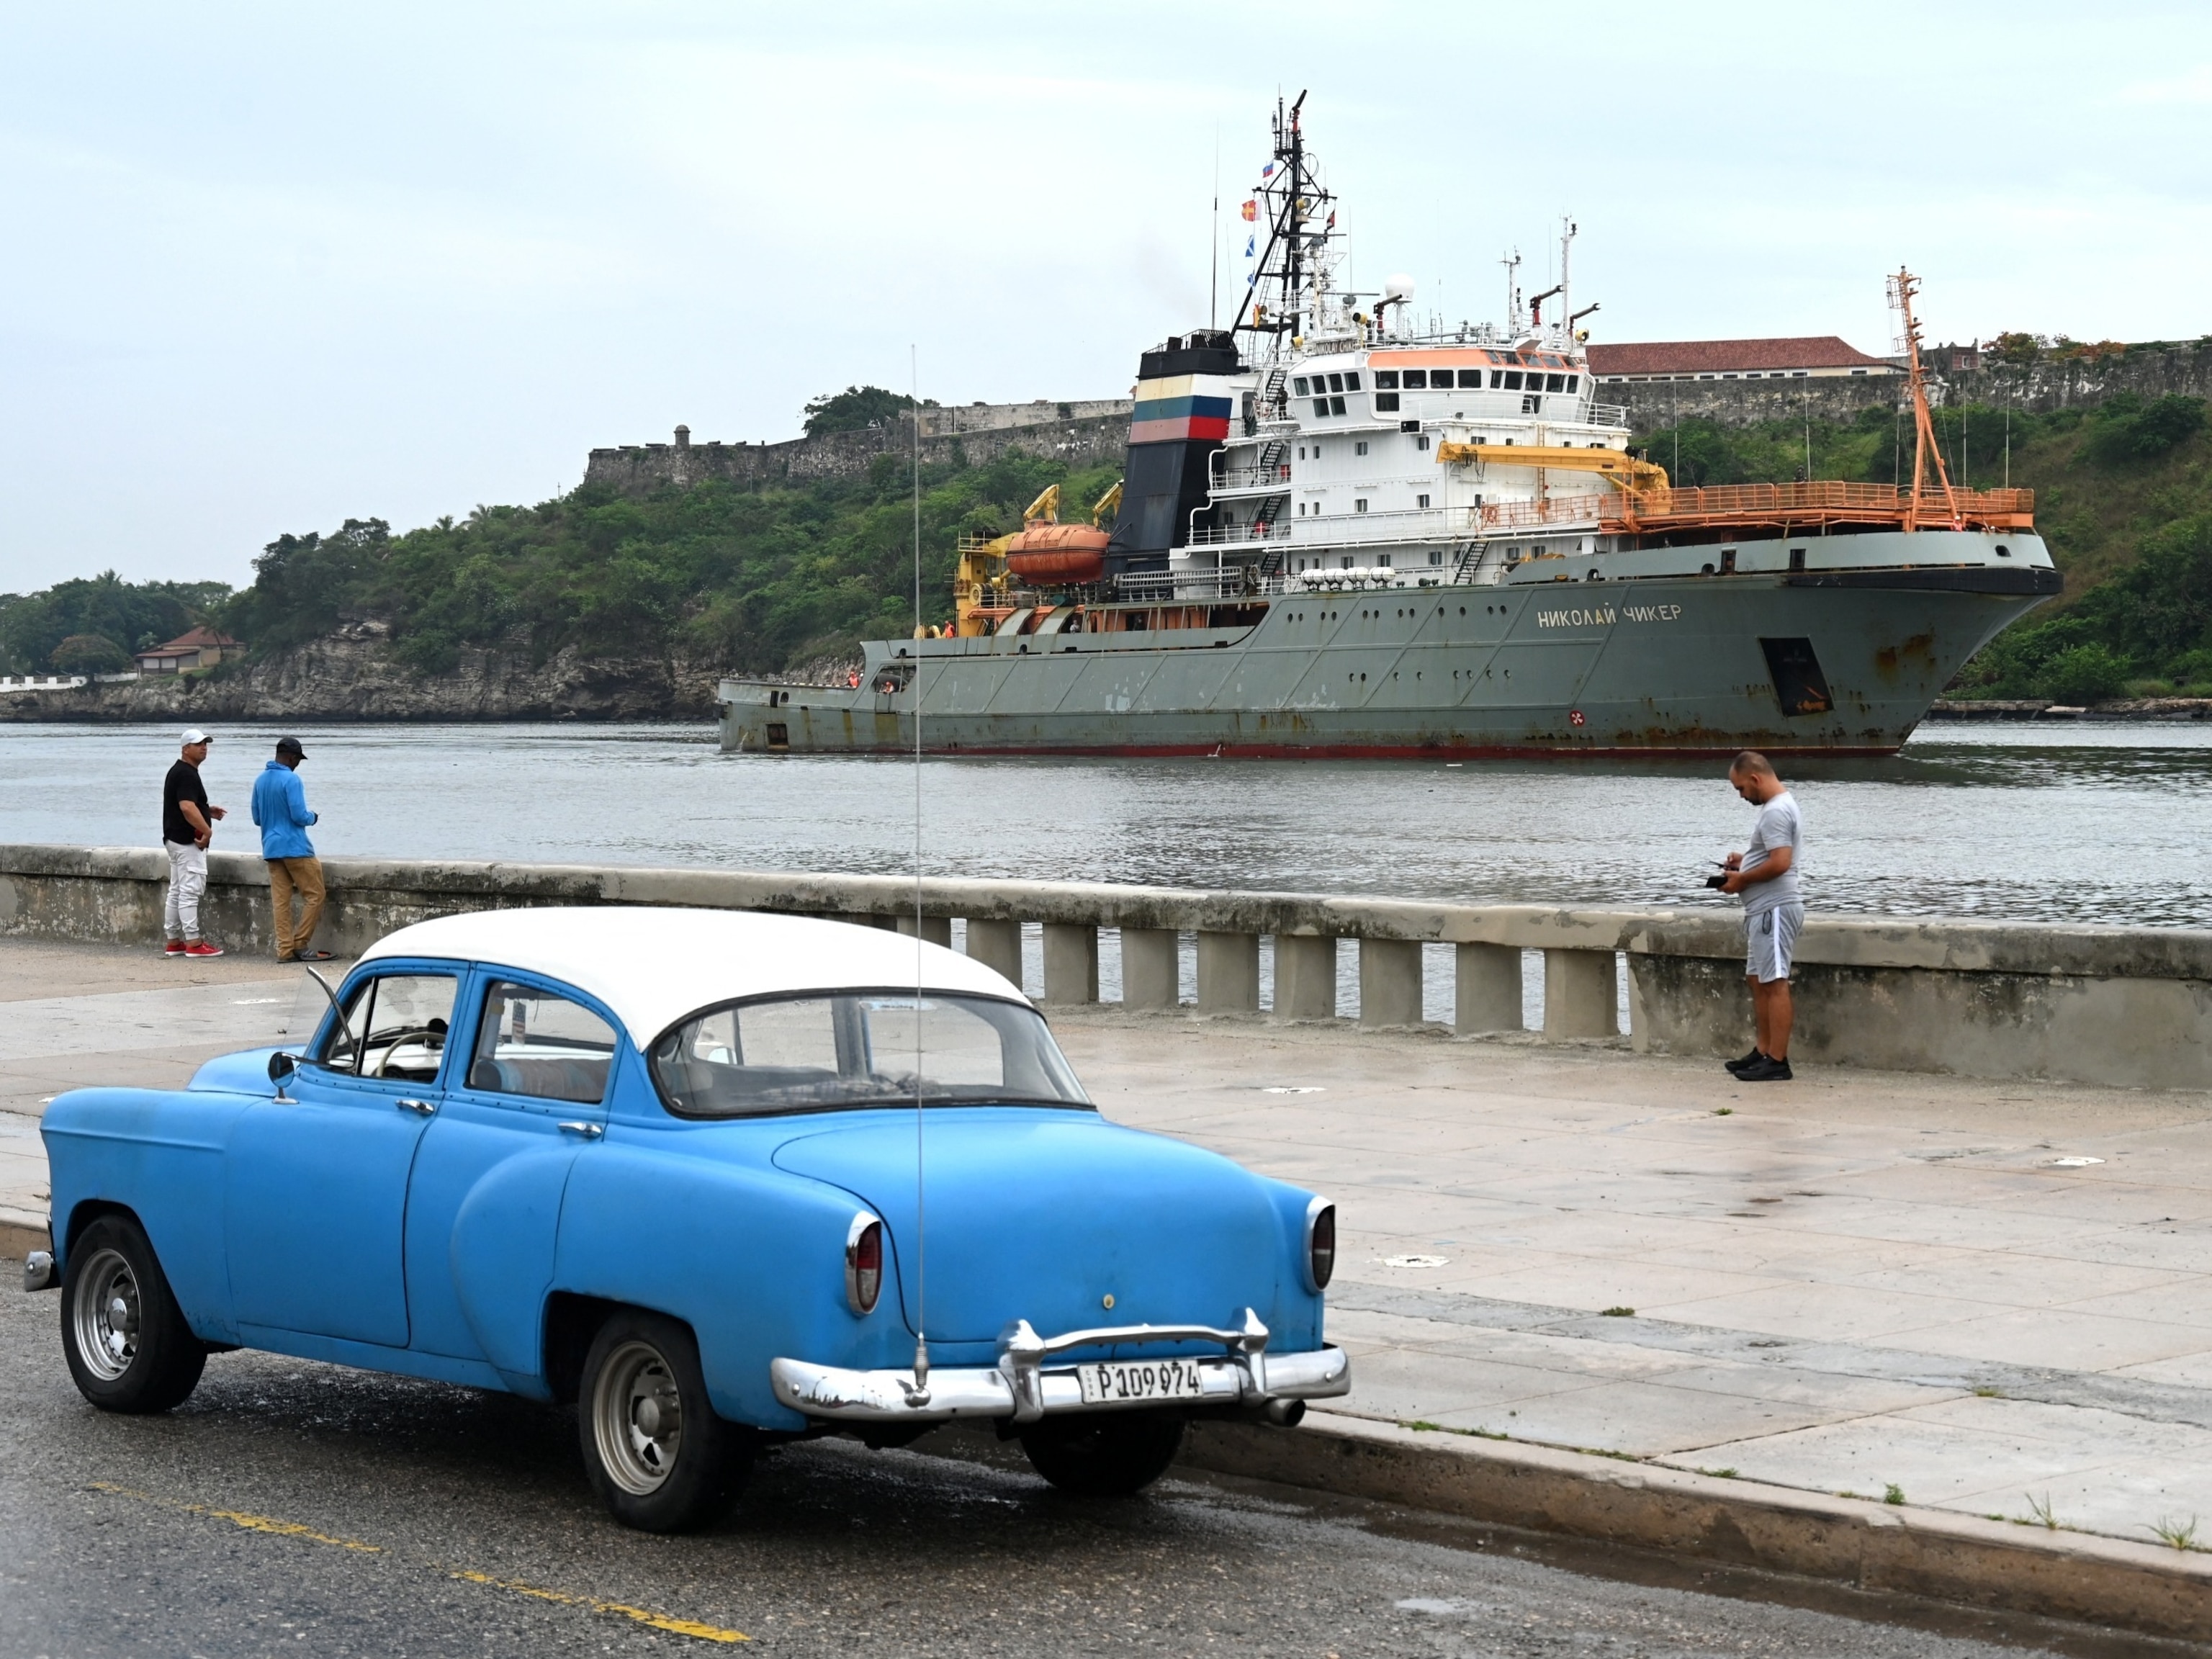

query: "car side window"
(469, 980), (617, 1104)
(316, 974), (457, 1083)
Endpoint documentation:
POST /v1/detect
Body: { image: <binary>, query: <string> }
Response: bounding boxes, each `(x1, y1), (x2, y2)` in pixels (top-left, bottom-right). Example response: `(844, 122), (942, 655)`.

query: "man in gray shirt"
(1717, 750), (1802, 1082)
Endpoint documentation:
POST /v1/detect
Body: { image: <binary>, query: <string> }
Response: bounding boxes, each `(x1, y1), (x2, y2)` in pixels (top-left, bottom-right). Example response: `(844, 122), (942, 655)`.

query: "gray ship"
(721, 99), (2054, 761)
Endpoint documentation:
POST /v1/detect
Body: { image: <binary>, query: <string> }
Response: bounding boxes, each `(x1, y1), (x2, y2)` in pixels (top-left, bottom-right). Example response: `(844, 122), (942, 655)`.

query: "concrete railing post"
(1455, 943), (1523, 1034)
(1272, 934), (1336, 1020)
(963, 917), (1024, 991)
(895, 914), (952, 946)
(1042, 922), (1099, 1004)
(1120, 927), (1179, 1010)
(1543, 948), (1619, 1040)
(1197, 931), (1260, 1014)
(1359, 938), (1423, 1028)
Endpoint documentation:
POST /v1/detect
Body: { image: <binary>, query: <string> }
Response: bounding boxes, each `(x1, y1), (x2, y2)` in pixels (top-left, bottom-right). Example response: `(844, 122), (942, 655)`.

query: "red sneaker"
(182, 940), (225, 958)
(163, 939), (186, 956)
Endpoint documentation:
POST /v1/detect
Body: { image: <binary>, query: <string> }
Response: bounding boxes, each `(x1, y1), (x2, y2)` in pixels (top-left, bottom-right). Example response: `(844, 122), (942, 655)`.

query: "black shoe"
(1738, 1056), (1794, 1082)
(1724, 1048), (1764, 1075)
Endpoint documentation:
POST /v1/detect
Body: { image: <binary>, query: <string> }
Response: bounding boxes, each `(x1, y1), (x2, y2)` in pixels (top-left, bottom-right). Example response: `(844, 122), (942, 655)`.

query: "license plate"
(1075, 1357), (1208, 1405)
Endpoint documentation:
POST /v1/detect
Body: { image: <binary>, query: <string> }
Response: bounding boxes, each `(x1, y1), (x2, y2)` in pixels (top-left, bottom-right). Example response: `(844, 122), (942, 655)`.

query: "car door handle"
(397, 1098), (438, 1116)
(557, 1121), (604, 1140)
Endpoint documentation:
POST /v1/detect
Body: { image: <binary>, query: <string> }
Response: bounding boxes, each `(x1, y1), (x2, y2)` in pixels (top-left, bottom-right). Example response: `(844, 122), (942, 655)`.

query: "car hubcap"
(74, 1249), (142, 1382)
(593, 1340), (683, 1496)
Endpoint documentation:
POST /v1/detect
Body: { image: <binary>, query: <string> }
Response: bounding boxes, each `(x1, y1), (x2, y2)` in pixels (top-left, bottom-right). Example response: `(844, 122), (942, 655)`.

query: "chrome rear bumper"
(770, 1308), (1349, 1425)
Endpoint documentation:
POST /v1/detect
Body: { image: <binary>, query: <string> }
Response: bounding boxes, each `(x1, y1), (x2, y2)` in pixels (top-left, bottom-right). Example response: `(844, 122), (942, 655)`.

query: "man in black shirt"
(162, 728), (227, 958)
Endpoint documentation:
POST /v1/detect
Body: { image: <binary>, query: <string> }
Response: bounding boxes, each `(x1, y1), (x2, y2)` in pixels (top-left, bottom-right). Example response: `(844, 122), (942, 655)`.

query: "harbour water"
(2, 720), (2208, 930)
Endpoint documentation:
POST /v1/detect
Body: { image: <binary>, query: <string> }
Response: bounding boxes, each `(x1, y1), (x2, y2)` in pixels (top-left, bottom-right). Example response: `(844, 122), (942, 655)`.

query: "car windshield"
(649, 992), (1090, 1118)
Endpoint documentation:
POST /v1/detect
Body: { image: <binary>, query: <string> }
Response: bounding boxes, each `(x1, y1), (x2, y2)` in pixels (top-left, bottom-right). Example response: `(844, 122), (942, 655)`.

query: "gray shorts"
(1745, 902), (1804, 984)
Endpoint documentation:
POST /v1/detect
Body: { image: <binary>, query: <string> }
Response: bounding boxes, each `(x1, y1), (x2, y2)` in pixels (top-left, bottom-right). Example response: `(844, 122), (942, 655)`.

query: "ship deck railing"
(1479, 482), (2035, 535)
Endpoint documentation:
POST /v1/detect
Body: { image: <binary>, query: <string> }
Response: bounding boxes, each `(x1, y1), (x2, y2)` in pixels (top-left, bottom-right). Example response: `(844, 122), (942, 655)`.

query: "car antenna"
(904, 340), (932, 1410)
(304, 964), (361, 1075)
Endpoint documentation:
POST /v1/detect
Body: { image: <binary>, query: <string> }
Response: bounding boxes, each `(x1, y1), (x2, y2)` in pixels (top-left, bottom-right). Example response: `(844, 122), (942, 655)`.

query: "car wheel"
(59, 1215), (207, 1413)
(1019, 1411), (1185, 1497)
(577, 1310), (752, 1532)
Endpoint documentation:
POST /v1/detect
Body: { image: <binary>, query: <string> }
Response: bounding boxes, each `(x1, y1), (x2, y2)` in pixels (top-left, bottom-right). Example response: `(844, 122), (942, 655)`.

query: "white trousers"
(163, 840), (208, 940)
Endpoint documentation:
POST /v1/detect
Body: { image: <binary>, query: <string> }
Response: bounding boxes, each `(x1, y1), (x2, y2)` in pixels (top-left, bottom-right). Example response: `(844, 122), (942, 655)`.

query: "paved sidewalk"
(9, 938), (2212, 1559)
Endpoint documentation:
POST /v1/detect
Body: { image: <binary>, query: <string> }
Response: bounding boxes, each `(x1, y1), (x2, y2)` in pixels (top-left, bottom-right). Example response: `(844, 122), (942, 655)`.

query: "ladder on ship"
(1450, 541), (1491, 584)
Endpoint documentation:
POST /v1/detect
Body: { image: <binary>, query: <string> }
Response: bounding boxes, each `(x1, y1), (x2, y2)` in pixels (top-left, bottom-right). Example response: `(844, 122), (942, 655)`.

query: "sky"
(3, 1), (2209, 592)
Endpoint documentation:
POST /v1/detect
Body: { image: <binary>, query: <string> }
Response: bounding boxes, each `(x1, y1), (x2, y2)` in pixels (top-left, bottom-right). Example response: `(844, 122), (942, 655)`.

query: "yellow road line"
(447, 1570), (747, 1643)
(85, 1482), (747, 1643)
(88, 1482), (380, 1552)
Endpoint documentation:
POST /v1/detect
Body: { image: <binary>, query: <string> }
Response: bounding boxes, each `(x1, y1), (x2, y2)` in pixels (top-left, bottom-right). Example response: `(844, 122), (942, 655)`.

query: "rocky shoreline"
(1927, 698), (2212, 721)
(0, 624), (725, 724)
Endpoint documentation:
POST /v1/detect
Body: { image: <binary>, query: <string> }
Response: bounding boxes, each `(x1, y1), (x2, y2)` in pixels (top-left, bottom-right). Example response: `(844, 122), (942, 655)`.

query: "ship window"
(1789, 547), (1807, 572)
(1458, 369), (1483, 389)
(1503, 371), (1524, 391)
(1330, 395), (1346, 415)
(1375, 370), (1399, 390)
(1416, 433), (1429, 451)
(1313, 398), (1330, 418)
(1401, 369), (1426, 389)
(1416, 493), (1431, 509)
(1354, 499), (1369, 513)
(1429, 550), (1444, 565)
(1354, 441), (1368, 456)
(1374, 392), (1399, 412)
(1566, 374), (1579, 391)
(1546, 374), (1565, 392)
(1293, 377), (1310, 395)
(1377, 553), (1391, 566)
(1327, 373), (1344, 393)
(1522, 395), (1540, 414)
(1341, 556), (1354, 569)
(1490, 369), (1505, 388)
(1343, 372), (1361, 390)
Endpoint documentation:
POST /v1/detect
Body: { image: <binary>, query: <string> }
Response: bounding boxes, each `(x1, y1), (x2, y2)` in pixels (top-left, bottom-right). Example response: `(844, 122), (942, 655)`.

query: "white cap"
(181, 728), (211, 746)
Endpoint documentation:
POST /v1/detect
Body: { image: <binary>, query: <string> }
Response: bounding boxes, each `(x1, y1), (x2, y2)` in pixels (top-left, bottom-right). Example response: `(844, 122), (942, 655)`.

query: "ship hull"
(721, 566), (2052, 760)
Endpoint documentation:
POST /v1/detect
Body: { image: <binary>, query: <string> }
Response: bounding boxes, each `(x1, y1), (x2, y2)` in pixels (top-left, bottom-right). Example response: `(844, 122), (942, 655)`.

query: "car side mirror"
(269, 1051), (300, 1102)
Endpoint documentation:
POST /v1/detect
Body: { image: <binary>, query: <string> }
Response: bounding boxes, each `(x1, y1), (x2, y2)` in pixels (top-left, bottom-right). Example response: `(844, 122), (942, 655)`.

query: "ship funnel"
(1106, 333), (1241, 575)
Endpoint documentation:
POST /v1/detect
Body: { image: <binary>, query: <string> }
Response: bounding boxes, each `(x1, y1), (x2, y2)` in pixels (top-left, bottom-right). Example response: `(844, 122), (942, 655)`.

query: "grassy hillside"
(1635, 395), (2212, 699)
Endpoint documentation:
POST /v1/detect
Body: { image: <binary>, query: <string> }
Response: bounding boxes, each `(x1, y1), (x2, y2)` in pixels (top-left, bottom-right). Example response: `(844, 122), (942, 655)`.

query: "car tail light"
(845, 1215), (883, 1316)
(1305, 1199), (1336, 1292)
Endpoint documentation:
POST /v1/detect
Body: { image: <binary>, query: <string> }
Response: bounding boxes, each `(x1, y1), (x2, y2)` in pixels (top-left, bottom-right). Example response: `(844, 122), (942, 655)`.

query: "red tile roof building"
(1587, 336), (1899, 383)
(133, 626), (240, 675)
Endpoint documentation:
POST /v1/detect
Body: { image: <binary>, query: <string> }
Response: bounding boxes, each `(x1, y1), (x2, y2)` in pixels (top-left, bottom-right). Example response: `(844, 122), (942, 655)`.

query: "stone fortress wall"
(585, 345), (2212, 498)
(1605, 339), (2212, 429)
(583, 398), (1136, 495)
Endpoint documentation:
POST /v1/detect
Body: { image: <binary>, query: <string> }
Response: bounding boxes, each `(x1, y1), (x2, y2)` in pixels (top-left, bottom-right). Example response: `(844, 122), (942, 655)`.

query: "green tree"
(49, 632), (131, 674)
(801, 385), (922, 438)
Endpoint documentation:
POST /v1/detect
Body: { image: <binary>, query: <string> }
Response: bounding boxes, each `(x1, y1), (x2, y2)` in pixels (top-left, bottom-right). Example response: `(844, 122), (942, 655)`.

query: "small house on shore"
(133, 626), (240, 675)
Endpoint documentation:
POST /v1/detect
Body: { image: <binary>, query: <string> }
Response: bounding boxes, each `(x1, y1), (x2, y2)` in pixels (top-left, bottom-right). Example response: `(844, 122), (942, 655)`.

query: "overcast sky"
(4, 1), (2208, 592)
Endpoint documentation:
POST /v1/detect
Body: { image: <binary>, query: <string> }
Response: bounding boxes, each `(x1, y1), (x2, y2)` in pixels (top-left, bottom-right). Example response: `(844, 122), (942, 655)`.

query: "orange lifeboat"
(1006, 522), (1108, 585)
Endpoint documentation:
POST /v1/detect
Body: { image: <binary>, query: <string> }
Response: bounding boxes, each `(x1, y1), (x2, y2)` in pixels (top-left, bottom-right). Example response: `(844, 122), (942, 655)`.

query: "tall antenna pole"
(1209, 122), (1220, 332)
(907, 341), (930, 1407)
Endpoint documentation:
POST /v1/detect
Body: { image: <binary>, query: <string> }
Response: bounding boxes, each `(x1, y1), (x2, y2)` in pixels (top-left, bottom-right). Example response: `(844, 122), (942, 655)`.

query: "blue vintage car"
(31, 907), (1347, 1529)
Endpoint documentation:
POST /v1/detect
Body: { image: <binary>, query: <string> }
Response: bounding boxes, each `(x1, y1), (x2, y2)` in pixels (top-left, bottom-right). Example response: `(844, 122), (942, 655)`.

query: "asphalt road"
(0, 1287), (2166, 1659)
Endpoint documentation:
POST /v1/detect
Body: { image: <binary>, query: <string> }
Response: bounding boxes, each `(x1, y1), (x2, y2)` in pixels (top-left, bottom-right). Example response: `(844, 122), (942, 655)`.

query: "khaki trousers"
(268, 857), (326, 959)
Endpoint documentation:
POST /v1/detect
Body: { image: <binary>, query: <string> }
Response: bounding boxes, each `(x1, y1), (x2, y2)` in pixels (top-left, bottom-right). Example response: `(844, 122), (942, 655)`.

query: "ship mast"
(1888, 268), (1959, 532)
(1234, 91), (1339, 351)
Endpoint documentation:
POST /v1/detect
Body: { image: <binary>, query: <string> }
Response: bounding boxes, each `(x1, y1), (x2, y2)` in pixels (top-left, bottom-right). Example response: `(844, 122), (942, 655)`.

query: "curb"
(0, 1208), (48, 1263)
(1179, 1413), (2212, 1644)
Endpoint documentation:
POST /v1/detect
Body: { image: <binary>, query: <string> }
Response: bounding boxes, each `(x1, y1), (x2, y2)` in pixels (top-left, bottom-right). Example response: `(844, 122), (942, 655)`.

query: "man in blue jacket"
(251, 736), (332, 962)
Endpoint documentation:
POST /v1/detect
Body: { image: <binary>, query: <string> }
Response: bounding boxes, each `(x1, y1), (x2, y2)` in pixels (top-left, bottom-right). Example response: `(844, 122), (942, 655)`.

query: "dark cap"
(274, 736), (306, 757)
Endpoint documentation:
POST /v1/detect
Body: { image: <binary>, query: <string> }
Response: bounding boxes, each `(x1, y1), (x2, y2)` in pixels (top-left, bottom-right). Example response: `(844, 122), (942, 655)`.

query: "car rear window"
(650, 992), (1089, 1118)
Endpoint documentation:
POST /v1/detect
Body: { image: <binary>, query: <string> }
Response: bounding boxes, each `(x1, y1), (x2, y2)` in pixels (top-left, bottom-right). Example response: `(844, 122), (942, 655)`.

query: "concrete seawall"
(5, 844), (2207, 1092)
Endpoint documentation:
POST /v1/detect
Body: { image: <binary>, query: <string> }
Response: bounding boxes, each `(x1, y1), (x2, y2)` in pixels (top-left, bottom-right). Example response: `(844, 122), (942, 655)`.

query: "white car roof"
(358, 907), (1029, 1046)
